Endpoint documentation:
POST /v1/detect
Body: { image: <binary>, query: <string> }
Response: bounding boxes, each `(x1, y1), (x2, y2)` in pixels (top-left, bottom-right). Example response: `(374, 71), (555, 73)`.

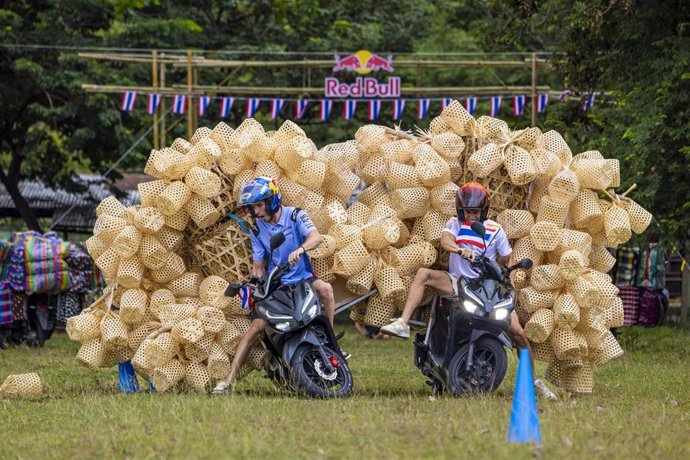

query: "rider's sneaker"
(534, 379), (558, 400)
(211, 381), (233, 396)
(379, 318), (410, 339)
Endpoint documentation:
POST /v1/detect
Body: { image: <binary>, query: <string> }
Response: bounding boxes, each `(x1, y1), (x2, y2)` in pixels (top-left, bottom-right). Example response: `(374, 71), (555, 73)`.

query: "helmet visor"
(459, 187), (488, 209)
(238, 183), (269, 207)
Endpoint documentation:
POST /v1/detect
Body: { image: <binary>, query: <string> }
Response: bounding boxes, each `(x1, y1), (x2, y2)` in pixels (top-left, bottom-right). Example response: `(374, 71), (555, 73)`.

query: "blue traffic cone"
(118, 361), (140, 393)
(507, 348), (542, 444)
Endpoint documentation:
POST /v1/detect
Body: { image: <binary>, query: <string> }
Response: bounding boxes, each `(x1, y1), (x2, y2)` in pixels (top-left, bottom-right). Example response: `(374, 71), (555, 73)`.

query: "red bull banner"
(327, 50), (401, 98)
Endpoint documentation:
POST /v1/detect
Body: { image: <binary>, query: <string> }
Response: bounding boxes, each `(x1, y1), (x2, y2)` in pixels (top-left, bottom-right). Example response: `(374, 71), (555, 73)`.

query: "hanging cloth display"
(614, 246), (639, 285)
(636, 243), (666, 289)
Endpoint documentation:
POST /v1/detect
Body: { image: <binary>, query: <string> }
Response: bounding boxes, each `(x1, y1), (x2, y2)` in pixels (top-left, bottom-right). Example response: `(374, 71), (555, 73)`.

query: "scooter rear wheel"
(290, 344), (353, 398)
(447, 337), (508, 395)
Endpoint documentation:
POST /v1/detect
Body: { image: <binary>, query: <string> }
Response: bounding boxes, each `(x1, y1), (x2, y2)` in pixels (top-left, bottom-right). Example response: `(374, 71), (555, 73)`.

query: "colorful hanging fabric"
(614, 246), (639, 285)
(636, 243), (665, 289)
(0, 281), (12, 325)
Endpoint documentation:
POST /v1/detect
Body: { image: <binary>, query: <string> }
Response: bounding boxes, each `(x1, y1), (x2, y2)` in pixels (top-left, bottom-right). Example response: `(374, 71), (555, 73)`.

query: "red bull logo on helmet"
(333, 50), (395, 74)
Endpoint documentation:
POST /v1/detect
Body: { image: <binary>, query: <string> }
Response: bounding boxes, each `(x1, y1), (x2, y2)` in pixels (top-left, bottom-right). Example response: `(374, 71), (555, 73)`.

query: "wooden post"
(681, 261), (689, 328)
(152, 50), (159, 150)
(159, 57), (166, 147)
(531, 53), (537, 126)
(186, 50), (193, 139)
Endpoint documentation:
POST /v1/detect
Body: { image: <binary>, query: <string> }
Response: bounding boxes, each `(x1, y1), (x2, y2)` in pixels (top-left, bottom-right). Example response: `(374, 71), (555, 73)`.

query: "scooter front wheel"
(447, 337), (508, 396)
(290, 344), (353, 398)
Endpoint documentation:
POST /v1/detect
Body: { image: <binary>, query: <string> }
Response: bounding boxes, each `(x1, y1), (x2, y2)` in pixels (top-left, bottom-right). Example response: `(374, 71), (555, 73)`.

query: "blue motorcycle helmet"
(238, 177), (282, 217)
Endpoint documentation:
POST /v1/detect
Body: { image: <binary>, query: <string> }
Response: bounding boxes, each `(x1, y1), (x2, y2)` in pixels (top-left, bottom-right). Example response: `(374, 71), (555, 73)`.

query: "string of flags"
(122, 90), (596, 120)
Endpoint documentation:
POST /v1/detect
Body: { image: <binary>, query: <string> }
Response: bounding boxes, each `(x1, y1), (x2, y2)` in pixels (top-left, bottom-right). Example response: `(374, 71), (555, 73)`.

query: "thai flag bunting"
(121, 91), (137, 112)
(172, 95), (186, 114)
(489, 96), (502, 117)
(584, 92), (596, 111)
(559, 89), (572, 101)
(198, 96), (211, 117)
(368, 100), (381, 120)
(246, 98), (261, 118)
(238, 285), (254, 311)
(220, 97), (234, 118)
(295, 99), (309, 119)
(343, 100), (357, 120)
(320, 100), (333, 120)
(146, 94), (161, 115)
(392, 99), (405, 120)
(513, 95), (526, 116)
(537, 93), (549, 113)
(417, 99), (430, 119)
(441, 98), (453, 111)
(465, 97), (478, 115)
(270, 99), (284, 119)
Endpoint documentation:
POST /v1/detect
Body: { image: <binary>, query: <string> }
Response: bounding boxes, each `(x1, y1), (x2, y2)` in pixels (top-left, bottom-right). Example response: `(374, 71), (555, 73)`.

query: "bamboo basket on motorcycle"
(187, 217), (253, 285)
(549, 328), (581, 361)
(363, 294), (397, 328)
(152, 358), (186, 392)
(345, 256), (377, 295)
(590, 330), (624, 366)
(553, 293), (580, 330)
(390, 187), (429, 219)
(620, 197), (652, 234)
(524, 308), (555, 343)
(518, 287), (558, 314)
(497, 209), (534, 240)
(374, 261), (406, 302)
(440, 100), (476, 136)
(562, 360), (594, 394)
(529, 221), (562, 252)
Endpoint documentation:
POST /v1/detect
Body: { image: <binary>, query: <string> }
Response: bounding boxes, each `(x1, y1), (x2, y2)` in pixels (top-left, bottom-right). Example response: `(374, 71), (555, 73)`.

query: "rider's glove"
(249, 276), (261, 286)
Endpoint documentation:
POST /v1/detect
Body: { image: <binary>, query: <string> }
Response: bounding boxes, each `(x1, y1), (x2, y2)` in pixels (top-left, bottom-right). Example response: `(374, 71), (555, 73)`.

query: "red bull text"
(324, 77), (401, 98)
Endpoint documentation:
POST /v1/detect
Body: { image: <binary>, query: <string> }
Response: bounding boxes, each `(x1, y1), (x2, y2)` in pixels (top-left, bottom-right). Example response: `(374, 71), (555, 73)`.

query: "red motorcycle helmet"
(456, 182), (490, 222)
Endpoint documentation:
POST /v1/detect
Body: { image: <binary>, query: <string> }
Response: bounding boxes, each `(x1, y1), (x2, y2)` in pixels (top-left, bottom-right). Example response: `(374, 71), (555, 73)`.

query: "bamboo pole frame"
(82, 83), (551, 97)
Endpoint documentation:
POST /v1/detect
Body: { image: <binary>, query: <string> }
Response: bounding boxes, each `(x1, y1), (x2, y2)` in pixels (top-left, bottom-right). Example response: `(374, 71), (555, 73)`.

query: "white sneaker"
(379, 318), (410, 339)
(211, 381), (233, 395)
(534, 379), (558, 400)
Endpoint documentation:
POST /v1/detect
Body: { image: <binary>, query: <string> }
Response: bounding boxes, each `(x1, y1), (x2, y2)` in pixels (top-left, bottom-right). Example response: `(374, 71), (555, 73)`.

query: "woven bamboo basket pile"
(346, 101), (650, 394)
(72, 104), (651, 395)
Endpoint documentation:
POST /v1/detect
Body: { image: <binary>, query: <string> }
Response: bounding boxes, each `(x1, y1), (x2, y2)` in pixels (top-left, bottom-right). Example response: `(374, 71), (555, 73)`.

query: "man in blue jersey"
(380, 182), (556, 398)
(212, 177), (336, 395)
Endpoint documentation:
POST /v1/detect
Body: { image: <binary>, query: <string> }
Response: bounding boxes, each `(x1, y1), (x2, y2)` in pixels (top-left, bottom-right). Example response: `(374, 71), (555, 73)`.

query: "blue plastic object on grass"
(118, 361), (139, 393)
(507, 348), (542, 444)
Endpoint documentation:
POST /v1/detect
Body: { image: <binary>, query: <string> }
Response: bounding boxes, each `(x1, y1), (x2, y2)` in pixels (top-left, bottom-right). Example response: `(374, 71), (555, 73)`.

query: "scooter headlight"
(462, 299), (479, 314)
(305, 304), (318, 320)
(275, 321), (291, 331)
(491, 307), (510, 321)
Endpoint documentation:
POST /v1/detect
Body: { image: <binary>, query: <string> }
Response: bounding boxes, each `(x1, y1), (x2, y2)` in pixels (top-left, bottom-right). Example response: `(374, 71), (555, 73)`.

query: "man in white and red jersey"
(380, 182), (557, 398)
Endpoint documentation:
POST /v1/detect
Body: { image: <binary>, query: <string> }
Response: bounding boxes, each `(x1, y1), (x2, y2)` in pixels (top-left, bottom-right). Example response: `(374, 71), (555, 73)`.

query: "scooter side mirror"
(470, 221), (486, 237)
(270, 232), (286, 250)
(510, 258), (533, 270)
(224, 284), (241, 297)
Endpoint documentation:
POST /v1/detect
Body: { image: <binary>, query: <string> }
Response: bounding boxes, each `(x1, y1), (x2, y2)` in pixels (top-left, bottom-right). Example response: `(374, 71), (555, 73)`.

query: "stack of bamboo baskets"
(69, 102), (650, 394)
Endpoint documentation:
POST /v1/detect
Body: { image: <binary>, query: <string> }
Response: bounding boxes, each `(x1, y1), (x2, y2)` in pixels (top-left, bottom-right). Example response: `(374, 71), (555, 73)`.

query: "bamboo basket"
(187, 217), (253, 284)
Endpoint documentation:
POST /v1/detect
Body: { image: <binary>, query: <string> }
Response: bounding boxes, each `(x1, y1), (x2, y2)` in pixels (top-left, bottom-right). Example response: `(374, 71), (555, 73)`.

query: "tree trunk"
(0, 171), (43, 232)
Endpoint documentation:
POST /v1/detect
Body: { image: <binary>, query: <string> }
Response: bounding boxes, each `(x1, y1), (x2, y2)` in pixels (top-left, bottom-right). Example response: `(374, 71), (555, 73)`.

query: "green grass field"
(1, 325), (689, 459)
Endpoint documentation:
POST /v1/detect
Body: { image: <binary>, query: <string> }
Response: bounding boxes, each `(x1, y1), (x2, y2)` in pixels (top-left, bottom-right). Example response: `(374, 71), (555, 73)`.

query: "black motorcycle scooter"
(225, 232), (353, 398)
(413, 221), (532, 395)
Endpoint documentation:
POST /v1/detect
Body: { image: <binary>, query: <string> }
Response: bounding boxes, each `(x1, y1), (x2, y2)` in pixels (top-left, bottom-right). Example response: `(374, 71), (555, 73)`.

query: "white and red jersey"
(442, 218), (512, 279)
